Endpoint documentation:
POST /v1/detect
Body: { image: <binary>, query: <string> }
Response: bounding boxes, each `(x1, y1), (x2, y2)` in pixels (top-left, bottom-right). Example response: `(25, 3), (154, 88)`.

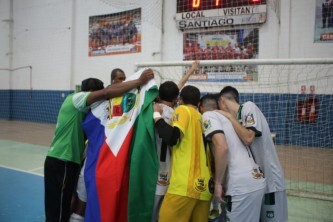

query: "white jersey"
(240, 101), (286, 193)
(155, 103), (173, 195)
(202, 111), (266, 196)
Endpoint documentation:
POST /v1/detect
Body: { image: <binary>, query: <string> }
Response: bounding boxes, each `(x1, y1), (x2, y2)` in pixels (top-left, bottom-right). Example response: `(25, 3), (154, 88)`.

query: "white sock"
(69, 213), (84, 222)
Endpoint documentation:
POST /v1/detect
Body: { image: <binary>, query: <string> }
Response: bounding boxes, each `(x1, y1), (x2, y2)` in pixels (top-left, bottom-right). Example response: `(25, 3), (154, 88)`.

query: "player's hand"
(139, 69), (154, 85)
(214, 183), (226, 203)
(189, 60), (200, 73)
(153, 103), (163, 114)
(216, 110), (232, 120)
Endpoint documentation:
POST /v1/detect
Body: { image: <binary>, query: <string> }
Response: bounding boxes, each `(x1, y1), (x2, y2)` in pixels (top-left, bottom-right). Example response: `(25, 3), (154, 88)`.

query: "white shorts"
(76, 159), (87, 202)
(226, 188), (265, 222)
(260, 190), (288, 222)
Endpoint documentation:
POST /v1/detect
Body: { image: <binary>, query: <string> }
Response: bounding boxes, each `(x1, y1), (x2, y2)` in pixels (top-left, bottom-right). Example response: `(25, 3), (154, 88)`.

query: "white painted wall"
(8, 0), (73, 90)
(0, 0), (332, 91)
(0, 0), (11, 89)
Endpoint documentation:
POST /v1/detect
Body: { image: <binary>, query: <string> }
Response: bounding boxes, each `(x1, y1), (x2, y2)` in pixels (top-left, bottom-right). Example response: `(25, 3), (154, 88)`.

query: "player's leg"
(260, 190), (288, 222)
(159, 193), (196, 222)
(70, 159), (87, 221)
(189, 199), (210, 222)
(60, 161), (81, 222)
(44, 157), (80, 222)
(226, 188), (264, 222)
(151, 195), (164, 222)
(44, 156), (63, 222)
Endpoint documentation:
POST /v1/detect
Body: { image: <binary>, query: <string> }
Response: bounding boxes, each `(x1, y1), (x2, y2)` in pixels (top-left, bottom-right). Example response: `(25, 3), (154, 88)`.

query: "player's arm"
(154, 118), (183, 146)
(153, 104), (183, 146)
(218, 110), (255, 146)
(177, 61), (199, 89)
(211, 133), (228, 203)
(86, 69), (154, 106)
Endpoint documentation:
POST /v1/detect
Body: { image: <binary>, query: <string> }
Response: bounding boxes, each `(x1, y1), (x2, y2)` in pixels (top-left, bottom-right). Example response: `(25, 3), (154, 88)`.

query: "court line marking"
(29, 166), (44, 172)
(0, 165), (44, 177)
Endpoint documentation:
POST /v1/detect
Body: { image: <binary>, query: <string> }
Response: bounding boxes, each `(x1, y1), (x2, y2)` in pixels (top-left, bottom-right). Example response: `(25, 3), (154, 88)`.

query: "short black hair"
(180, 85), (201, 106)
(159, 81), (179, 102)
(111, 68), (125, 81)
(81, 78), (104, 92)
(200, 93), (218, 110)
(219, 86), (239, 103)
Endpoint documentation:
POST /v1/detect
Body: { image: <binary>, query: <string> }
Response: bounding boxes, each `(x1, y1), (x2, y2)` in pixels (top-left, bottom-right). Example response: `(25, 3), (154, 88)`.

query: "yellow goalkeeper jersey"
(168, 105), (212, 201)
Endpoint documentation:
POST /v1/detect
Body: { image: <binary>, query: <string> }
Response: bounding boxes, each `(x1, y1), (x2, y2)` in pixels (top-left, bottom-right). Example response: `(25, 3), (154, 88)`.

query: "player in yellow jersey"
(153, 85), (212, 222)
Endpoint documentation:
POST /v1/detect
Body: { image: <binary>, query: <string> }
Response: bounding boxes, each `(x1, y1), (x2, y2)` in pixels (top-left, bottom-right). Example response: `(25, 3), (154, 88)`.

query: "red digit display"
(192, 0), (221, 8)
(193, 0), (200, 8)
(177, 0), (265, 13)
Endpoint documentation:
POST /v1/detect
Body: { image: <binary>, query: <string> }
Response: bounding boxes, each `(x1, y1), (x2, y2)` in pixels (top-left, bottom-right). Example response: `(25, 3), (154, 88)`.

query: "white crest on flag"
(91, 68), (156, 156)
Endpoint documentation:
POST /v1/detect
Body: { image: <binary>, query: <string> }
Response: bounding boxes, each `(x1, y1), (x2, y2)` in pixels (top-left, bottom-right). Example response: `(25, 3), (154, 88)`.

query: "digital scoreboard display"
(177, 0), (266, 13)
(176, 0), (267, 30)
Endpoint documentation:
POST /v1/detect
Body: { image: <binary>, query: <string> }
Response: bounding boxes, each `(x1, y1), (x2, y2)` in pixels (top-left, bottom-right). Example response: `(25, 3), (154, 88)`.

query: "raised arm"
(177, 61), (199, 90)
(86, 69), (154, 106)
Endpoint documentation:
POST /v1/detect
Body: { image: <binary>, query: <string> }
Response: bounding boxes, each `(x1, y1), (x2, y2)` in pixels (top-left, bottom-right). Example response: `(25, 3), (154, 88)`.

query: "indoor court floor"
(0, 120), (333, 222)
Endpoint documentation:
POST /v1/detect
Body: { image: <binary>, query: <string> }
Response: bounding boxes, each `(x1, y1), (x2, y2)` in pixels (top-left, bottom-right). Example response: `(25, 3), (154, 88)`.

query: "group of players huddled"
(44, 61), (287, 222)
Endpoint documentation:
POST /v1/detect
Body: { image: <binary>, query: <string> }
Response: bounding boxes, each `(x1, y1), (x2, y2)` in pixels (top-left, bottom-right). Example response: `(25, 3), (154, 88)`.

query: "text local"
(180, 6), (255, 19)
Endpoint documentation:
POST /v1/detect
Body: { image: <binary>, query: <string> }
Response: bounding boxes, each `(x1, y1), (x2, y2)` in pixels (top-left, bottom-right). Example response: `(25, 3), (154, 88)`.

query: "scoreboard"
(176, 0), (267, 30)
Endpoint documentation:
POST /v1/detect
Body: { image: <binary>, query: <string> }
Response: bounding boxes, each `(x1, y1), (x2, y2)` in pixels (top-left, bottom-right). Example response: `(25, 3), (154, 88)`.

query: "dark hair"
(81, 78), (104, 92)
(200, 93), (218, 110)
(159, 81), (179, 102)
(111, 68), (125, 81)
(219, 86), (239, 104)
(180, 85), (201, 106)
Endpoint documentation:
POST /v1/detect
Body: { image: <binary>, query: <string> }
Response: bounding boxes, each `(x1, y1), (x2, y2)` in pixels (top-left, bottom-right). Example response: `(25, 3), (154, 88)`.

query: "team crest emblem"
(266, 211), (274, 219)
(194, 177), (207, 192)
(252, 167), (264, 179)
(157, 172), (169, 186)
(203, 119), (211, 131)
(245, 113), (255, 125)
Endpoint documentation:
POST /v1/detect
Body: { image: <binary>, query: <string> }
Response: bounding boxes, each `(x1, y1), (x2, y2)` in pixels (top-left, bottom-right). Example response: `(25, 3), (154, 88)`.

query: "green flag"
(128, 85), (159, 222)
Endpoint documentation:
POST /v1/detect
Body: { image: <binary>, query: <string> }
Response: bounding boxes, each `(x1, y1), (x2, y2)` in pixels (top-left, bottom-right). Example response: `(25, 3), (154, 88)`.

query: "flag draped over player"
(82, 69), (159, 222)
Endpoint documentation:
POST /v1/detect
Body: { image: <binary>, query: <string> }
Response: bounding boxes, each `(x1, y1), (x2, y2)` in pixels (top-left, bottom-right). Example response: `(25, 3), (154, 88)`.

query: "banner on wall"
(314, 0), (333, 42)
(183, 28), (259, 82)
(89, 8), (141, 56)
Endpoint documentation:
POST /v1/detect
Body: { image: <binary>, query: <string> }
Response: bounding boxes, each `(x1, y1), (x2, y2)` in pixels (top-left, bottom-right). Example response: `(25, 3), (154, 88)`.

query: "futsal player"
(152, 61), (200, 222)
(201, 94), (265, 221)
(153, 85), (212, 222)
(218, 86), (288, 222)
